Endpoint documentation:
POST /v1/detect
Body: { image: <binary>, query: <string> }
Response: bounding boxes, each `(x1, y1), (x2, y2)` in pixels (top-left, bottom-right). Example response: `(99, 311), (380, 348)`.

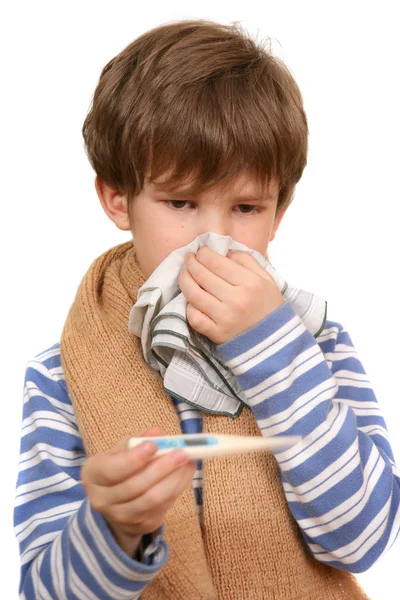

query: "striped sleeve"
(14, 344), (168, 599)
(216, 300), (400, 573)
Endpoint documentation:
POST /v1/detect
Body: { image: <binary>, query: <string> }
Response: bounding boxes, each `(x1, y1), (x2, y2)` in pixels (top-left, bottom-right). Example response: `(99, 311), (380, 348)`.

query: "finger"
(108, 427), (165, 456)
(183, 252), (233, 302)
(194, 245), (248, 286)
(112, 461), (196, 521)
(99, 446), (194, 505)
(142, 462), (197, 516)
(179, 267), (222, 323)
(86, 438), (160, 486)
(186, 303), (217, 340)
(227, 251), (274, 282)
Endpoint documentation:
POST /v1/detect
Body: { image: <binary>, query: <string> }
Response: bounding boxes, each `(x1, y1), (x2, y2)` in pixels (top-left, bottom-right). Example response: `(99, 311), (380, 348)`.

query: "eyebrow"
(151, 183), (273, 202)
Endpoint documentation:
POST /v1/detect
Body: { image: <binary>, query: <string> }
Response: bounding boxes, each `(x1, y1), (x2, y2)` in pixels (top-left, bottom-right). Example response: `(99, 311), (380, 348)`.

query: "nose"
(197, 209), (231, 238)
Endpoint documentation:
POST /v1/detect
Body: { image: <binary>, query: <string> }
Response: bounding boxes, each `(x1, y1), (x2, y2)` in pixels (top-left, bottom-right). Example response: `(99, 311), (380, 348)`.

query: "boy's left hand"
(178, 246), (285, 345)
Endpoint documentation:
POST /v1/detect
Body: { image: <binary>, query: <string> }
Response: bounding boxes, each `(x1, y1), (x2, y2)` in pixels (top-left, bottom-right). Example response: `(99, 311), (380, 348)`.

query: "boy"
(14, 18), (400, 600)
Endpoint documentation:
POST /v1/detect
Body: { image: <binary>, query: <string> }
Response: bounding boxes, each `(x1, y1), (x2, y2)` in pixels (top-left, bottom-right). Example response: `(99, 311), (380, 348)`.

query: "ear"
(95, 176), (131, 231)
(269, 205), (288, 242)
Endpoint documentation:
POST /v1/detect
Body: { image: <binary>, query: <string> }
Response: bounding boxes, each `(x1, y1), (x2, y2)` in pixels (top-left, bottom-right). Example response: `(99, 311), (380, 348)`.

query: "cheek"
(135, 226), (189, 277)
(251, 217), (277, 252)
(233, 228), (271, 255)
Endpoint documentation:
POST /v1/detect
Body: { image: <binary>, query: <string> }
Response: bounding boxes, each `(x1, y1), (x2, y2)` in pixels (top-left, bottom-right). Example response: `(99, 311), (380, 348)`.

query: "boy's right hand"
(81, 426), (196, 558)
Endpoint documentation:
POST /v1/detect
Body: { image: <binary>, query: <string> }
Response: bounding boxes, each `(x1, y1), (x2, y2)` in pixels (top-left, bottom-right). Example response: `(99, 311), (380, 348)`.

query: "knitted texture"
(60, 241), (369, 599)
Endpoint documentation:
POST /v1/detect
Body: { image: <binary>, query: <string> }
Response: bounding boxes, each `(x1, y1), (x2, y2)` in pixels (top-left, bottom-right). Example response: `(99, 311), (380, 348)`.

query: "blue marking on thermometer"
(141, 436), (218, 450)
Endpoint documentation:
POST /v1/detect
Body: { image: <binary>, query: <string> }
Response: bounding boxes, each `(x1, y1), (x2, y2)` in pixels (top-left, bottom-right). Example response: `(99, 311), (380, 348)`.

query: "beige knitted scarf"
(60, 241), (369, 600)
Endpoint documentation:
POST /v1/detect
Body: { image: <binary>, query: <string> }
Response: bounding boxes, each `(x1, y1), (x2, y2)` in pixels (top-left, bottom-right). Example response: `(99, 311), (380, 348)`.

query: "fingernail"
(138, 442), (156, 457)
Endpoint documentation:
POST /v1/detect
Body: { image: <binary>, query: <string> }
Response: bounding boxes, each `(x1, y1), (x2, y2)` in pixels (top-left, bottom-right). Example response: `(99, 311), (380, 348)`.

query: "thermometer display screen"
(184, 437), (210, 446)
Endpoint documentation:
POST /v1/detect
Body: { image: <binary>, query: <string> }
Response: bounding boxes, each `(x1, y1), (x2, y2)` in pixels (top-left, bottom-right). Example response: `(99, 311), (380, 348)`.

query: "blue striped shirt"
(14, 301), (400, 598)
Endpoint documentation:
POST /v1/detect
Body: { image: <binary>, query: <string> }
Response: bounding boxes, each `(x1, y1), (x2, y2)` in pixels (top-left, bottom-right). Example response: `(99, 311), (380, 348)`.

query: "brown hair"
(82, 19), (308, 213)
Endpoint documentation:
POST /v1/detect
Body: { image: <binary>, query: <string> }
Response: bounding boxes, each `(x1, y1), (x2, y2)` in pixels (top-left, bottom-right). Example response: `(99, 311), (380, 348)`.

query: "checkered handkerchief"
(128, 233), (327, 417)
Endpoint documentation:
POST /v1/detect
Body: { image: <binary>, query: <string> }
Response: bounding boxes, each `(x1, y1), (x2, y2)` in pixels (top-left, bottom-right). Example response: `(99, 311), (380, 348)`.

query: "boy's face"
(96, 171), (287, 279)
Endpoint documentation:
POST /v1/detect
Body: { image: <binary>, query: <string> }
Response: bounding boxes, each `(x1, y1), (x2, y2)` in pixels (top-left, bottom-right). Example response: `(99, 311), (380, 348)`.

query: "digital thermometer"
(127, 433), (302, 460)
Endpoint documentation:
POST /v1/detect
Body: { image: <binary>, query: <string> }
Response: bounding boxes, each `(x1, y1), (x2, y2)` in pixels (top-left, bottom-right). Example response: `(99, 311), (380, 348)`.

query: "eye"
(236, 204), (260, 214)
(164, 200), (191, 210)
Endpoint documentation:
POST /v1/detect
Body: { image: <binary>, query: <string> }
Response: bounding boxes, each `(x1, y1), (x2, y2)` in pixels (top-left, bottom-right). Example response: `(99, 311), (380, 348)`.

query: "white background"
(2, 1), (399, 598)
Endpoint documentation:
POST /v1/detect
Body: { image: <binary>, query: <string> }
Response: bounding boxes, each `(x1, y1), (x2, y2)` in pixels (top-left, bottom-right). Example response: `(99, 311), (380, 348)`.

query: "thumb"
(109, 426), (165, 454)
